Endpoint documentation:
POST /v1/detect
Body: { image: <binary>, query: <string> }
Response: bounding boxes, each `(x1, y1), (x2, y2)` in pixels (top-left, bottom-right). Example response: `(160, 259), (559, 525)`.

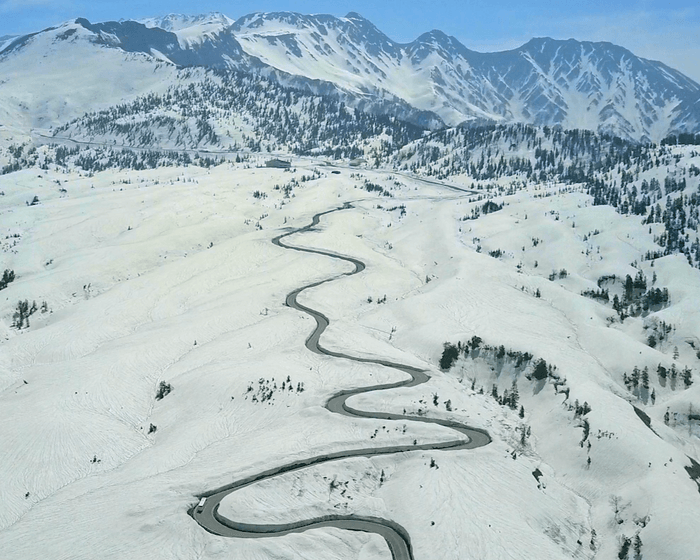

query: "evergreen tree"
(0, 269), (15, 290)
(439, 343), (459, 370)
(633, 534), (642, 559)
(683, 367), (693, 388)
(509, 379), (519, 409)
(532, 359), (548, 381)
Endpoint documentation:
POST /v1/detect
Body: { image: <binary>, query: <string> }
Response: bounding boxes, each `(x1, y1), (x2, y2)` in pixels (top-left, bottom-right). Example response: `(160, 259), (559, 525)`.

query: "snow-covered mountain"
(0, 21), (181, 136)
(0, 18), (440, 133)
(228, 12), (700, 141)
(138, 12), (235, 49)
(1, 11), (700, 141)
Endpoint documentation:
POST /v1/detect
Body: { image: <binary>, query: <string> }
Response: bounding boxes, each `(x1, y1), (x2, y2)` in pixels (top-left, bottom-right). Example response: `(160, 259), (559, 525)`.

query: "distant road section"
(32, 130), (479, 194)
(191, 204), (491, 560)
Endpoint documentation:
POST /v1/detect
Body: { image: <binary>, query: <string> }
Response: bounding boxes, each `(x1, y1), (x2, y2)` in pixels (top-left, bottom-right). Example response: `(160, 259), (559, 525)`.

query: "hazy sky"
(1, 1), (698, 82)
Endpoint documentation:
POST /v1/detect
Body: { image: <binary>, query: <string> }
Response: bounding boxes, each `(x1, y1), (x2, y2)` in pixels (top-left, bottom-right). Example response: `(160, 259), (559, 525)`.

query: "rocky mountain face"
(1, 11), (699, 140)
(228, 12), (700, 141)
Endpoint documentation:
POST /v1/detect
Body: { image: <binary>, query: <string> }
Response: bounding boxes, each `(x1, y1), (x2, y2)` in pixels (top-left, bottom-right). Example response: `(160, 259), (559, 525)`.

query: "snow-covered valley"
(1, 151), (699, 558)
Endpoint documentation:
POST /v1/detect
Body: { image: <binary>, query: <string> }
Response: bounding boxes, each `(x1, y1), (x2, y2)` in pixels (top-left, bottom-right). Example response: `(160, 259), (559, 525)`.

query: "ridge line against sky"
(0, 1), (698, 82)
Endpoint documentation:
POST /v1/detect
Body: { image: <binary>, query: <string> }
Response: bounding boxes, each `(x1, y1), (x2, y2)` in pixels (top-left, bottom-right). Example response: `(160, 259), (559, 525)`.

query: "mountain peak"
(138, 12), (234, 32)
(415, 29), (450, 42)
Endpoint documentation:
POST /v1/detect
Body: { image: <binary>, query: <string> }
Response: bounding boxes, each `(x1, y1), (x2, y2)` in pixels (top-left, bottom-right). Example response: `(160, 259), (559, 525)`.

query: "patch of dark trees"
(0, 269), (15, 290)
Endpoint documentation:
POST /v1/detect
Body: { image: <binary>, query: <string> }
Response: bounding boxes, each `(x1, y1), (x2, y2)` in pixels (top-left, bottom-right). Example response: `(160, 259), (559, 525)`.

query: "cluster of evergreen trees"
(621, 363), (693, 406)
(362, 180), (393, 197)
(661, 133), (700, 146)
(440, 337), (542, 375)
(12, 300), (37, 329)
(391, 123), (650, 181)
(0, 269), (15, 290)
(490, 379), (520, 411)
(2, 144), (224, 174)
(462, 199), (504, 221)
(590, 271), (670, 319)
(53, 71), (426, 156)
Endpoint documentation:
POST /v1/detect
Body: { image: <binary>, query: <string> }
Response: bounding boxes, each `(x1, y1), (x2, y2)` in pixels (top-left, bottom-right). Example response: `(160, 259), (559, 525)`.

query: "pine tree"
(683, 367), (693, 388)
(439, 343), (459, 370)
(532, 359), (548, 380)
(631, 367), (640, 389)
(619, 536), (631, 559)
(624, 275), (634, 301)
(633, 534), (642, 558)
(0, 269), (15, 290)
(509, 379), (519, 409)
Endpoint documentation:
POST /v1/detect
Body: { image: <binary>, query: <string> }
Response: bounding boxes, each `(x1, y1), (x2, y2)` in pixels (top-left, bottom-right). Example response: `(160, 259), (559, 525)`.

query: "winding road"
(190, 203), (491, 560)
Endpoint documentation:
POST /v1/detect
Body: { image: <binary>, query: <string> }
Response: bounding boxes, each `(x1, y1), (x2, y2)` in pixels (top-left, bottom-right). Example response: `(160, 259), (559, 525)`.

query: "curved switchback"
(191, 203), (491, 560)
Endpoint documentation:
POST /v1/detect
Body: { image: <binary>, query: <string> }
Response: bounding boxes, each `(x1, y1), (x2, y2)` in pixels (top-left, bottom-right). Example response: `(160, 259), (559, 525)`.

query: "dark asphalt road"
(191, 204), (491, 560)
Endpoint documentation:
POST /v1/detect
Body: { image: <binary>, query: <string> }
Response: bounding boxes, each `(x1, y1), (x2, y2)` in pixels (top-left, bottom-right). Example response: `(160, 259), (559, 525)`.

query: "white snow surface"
(0, 157), (699, 559)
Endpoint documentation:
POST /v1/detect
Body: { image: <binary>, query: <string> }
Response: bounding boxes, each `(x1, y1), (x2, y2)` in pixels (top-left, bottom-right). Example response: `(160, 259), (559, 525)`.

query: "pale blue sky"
(1, 1), (698, 81)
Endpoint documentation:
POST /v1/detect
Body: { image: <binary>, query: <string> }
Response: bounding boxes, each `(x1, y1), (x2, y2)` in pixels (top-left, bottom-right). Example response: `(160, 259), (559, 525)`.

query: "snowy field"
(1, 159), (699, 559)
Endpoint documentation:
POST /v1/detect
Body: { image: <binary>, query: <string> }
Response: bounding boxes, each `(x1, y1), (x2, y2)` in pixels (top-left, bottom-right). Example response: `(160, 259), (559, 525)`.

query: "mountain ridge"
(1, 11), (699, 141)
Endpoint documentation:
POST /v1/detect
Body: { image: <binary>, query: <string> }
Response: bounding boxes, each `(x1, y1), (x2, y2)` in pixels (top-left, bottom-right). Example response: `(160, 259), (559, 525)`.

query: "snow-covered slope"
(1, 151), (699, 559)
(0, 21), (180, 135)
(0, 34), (17, 51)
